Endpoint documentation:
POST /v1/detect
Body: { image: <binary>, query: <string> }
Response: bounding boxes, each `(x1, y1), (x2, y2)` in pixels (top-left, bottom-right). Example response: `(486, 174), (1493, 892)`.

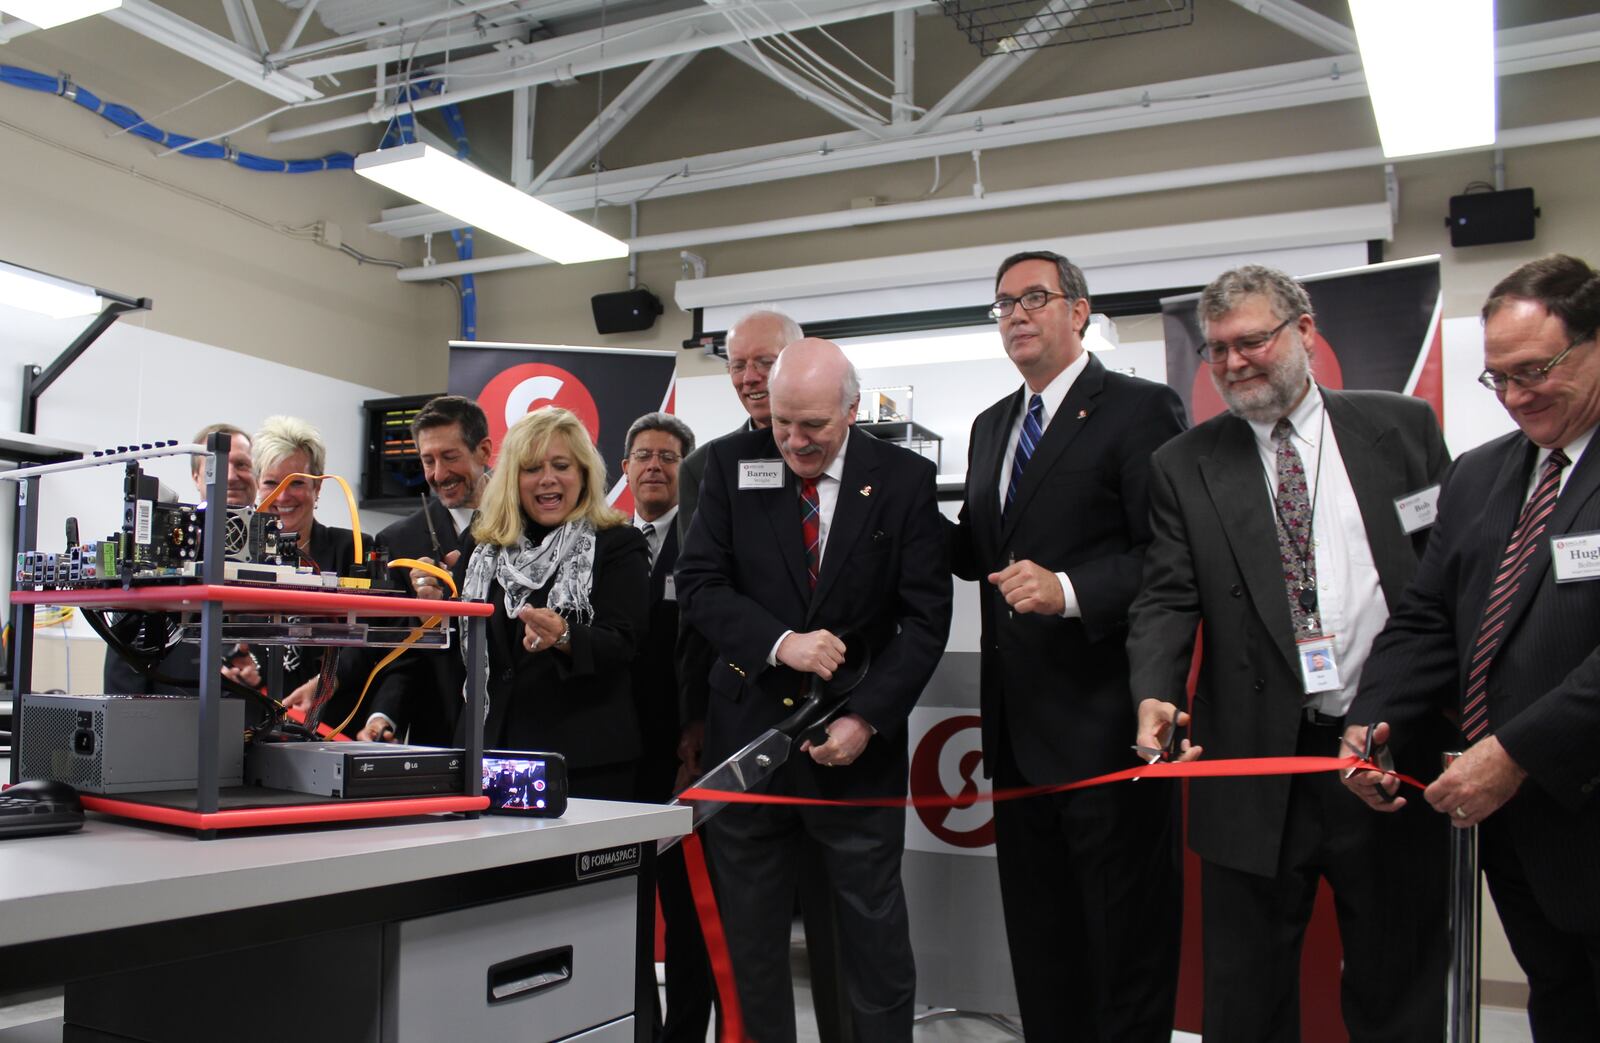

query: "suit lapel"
(972, 391), (1018, 553)
(999, 354), (1104, 544)
(1323, 392), (1413, 608)
(758, 459), (812, 602)
(1199, 417), (1301, 677)
(1495, 438), (1600, 646)
(809, 432), (881, 616)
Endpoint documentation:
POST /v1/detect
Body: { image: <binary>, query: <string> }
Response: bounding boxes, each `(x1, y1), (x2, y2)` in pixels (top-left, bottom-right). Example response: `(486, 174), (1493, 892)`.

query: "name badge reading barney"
(738, 459), (786, 490)
(1551, 531), (1600, 583)
(1393, 484), (1441, 534)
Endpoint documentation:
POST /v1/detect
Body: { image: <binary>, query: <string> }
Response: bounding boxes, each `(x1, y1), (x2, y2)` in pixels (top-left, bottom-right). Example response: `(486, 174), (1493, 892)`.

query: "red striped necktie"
(1462, 447), (1570, 742)
(800, 476), (821, 589)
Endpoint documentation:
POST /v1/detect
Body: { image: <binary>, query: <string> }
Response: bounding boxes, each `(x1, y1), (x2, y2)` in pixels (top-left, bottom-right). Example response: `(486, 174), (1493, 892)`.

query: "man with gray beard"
(1125, 265), (1454, 1040)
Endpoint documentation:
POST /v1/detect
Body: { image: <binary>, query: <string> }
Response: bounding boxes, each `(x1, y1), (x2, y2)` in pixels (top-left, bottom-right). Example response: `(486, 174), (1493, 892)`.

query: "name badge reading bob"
(1393, 484), (1441, 535)
(738, 459), (786, 490)
(1552, 531), (1600, 583)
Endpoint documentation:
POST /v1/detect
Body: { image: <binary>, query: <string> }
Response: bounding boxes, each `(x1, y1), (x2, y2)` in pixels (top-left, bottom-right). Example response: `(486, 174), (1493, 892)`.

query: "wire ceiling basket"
(939, 0), (1194, 56)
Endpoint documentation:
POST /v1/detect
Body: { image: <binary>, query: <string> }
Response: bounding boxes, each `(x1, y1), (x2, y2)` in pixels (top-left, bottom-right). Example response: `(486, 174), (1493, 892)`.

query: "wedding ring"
(1454, 806), (1468, 819)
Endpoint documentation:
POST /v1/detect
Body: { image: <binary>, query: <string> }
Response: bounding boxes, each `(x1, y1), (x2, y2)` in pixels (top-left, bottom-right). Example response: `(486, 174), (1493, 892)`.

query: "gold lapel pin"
(860, 484), (873, 497)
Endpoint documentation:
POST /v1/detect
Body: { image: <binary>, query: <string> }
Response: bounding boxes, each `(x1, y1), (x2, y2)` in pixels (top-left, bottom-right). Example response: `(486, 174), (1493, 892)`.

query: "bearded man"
(1125, 265), (1455, 1041)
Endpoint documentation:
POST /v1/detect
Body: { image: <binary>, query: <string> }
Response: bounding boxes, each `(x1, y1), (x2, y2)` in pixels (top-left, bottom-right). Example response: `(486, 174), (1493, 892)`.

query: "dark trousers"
(1481, 815), (1600, 1042)
(702, 760), (914, 1043)
(1201, 719), (1448, 1043)
(992, 741), (1181, 1042)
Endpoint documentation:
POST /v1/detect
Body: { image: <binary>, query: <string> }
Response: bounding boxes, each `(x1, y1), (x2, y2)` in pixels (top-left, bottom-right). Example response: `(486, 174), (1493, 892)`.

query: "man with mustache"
(676, 338), (951, 1041)
(1126, 264), (1452, 1039)
(949, 249), (1187, 1041)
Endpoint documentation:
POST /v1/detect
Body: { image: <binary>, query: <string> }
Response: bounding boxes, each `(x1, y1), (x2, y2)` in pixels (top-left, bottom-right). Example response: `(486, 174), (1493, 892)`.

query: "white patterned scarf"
(459, 518), (598, 718)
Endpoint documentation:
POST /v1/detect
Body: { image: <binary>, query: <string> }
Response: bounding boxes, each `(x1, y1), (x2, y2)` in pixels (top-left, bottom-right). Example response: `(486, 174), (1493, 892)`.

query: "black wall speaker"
(1447, 188), (1539, 247)
(591, 288), (663, 334)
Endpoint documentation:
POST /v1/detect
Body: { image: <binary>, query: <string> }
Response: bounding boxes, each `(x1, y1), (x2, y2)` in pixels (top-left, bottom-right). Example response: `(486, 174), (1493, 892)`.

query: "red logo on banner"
(1189, 331), (1345, 424)
(478, 363), (601, 456)
(909, 714), (994, 848)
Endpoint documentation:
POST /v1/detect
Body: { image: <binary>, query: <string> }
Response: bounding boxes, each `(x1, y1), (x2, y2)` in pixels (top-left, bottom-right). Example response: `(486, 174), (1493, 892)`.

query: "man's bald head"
(768, 338), (860, 480)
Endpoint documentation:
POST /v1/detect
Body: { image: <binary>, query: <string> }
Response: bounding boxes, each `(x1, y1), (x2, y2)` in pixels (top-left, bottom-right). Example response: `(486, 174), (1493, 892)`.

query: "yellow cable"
(256, 472), (364, 567)
(388, 557), (458, 598)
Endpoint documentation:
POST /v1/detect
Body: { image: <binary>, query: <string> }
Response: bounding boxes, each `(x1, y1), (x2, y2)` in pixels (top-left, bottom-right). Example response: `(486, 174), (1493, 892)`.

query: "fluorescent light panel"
(355, 143), (628, 265)
(0, 261), (102, 319)
(1349, 0), (1496, 159)
(0, 1), (121, 29)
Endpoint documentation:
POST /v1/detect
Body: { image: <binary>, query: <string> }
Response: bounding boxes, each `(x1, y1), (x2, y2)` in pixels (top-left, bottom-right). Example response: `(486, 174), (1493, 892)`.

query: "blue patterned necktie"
(1004, 394), (1045, 518)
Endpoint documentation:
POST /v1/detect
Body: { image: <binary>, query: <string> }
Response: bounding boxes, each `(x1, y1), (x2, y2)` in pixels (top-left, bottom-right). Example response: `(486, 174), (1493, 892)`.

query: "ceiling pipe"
(392, 115), (1600, 282)
(1226, 0), (1357, 53)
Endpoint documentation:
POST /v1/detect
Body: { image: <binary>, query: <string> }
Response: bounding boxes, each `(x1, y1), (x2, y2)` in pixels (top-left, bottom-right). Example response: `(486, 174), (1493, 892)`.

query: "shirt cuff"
(365, 713), (395, 735)
(767, 630), (794, 667)
(1056, 572), (1081, 619)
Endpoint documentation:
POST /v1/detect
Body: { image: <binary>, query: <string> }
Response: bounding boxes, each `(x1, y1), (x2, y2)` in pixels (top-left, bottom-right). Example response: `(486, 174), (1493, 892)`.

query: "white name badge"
(1297, 633), (1343, 694)
(663, 574), (676, 601)
(1394, 484), (1441, 534)
(738, 459), (786, 490)
(1551, 531), (1600, 583)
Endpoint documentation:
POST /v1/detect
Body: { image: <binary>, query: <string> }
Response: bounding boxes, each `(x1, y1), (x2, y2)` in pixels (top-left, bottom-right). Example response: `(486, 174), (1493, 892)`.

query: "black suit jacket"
(950, 353), (1188, 786)
(1127, 389), (1451, 876)
(1351, 429), (1600, 931)
(448, 523), (650, 769)
(676, 428), (952, 798)
(351, 499), (475, 744)
(632, 520), (684, 801)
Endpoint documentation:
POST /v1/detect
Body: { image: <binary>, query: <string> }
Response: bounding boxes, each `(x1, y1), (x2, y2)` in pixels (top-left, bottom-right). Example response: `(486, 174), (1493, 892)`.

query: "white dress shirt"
(448, 506), (475, 539)
(996, 350), (1091, 619)
(633, 504), (678, 568)
(1527, 425), (1595, 502)
(1245, 384), (1386, 715)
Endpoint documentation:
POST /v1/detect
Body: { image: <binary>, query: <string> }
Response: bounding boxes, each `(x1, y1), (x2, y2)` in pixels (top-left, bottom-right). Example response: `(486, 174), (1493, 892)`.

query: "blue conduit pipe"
(0, 64), (354, 172)
(383, 79), (477, 340)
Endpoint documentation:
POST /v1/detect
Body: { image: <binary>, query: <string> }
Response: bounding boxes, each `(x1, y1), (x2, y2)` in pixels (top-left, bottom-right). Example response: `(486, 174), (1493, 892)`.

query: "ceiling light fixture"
(1349, 0), (1496, 159)
(355, 143), (628, 265)
(0, 260), (102, 319)
(0, 1), (120, 29)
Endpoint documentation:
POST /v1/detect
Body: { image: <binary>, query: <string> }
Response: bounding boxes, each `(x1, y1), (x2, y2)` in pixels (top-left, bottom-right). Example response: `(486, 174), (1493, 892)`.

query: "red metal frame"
(79, 794), (490, 829)
(11, 584), (493, 618)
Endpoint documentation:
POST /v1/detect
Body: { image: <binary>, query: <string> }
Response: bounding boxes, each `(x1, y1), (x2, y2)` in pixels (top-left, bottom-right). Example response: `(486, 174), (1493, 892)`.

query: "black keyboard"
(0, 791), (85, 839)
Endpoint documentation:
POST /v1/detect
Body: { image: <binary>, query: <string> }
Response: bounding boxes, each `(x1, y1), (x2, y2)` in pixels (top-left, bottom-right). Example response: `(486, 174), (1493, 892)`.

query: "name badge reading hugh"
(1551, 531), (1600, 583)
(738, 459), (786, 490)
(1393, 484), (1441, 534)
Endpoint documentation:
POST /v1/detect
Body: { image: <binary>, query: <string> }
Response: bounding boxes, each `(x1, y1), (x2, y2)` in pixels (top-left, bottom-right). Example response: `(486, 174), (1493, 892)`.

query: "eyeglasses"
(1197, 318), (1294, 363)
(989, 290), (1070, 320)
(1478, 335), (1591, 392)
(628, 448), (682, 465)
(727, 356), (776, 377)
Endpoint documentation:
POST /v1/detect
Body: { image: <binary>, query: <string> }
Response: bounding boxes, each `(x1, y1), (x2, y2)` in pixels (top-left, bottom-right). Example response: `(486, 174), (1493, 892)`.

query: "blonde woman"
(455, 407), (650, 799)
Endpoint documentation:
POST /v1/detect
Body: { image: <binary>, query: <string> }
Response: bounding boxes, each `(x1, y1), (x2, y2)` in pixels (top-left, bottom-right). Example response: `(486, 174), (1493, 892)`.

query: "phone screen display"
(482, 751), (567, 816)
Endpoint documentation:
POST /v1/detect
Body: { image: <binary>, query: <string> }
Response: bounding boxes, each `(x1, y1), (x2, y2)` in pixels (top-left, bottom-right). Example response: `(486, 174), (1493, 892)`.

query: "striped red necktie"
(800, 476), (821, 589)
(1462, 448), (1570, 742)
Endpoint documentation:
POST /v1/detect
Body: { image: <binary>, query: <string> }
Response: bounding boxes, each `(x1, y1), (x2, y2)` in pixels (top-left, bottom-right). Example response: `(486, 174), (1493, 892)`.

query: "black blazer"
(448, 523), (651, 769)
(1351, 429), (1600, 931)
(675, 429), (952, 799)
(342, 499), (475, 744)
(1127, 389), (1451, 876)
(949, 353), (1188, 785)
(632, 520), (684, 801)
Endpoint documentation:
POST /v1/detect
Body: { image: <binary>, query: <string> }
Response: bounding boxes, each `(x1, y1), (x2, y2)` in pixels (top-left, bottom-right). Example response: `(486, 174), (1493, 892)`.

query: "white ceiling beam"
(0, 17), (40, 44)
(370, 13), (1600, 240)
(394, 114), (1600, 281)
(278, 0), (320, 54)
(723, 42), (888, 137)
(511, 85), (537, 191)
(1226, 0), (1356, 54)
(528, 46), (698, 191)
(892, 7), (914, 124)
(220, 0), (260, 51)
(267, 0), (933, 143)
(283, 21), (534, 80)
(103, 0), (321, 103)
(915, 0), (1089, 132)
(268, 0), (540, 63)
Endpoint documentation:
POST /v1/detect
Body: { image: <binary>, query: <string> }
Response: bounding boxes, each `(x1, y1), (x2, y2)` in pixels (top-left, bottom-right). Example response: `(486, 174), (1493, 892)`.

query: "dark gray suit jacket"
(1351, 427), (1600, 931)
(1127, 388), (1451, 876)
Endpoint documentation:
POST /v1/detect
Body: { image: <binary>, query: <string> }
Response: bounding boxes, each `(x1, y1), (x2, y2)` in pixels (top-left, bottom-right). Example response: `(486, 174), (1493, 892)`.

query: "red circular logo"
(1189, 331), (1344, 424)
(909, 714), (994, 848)
(477, 363), (601, 462)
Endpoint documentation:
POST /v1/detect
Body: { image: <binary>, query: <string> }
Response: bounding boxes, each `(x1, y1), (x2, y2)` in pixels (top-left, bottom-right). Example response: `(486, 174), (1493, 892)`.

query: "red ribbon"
(682, 831), (745, 1043)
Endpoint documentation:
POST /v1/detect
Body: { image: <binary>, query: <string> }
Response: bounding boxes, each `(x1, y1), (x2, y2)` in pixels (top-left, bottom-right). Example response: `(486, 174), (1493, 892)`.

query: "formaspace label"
(577, 844), (641, 879)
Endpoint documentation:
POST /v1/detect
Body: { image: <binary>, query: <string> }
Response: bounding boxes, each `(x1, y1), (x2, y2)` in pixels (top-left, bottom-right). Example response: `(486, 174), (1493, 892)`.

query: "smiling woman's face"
(518, 433), (583, 526)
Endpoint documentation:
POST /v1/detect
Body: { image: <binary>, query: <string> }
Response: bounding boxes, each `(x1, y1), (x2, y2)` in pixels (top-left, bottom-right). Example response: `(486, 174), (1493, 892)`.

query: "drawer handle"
(487, 945), (573, 1004)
